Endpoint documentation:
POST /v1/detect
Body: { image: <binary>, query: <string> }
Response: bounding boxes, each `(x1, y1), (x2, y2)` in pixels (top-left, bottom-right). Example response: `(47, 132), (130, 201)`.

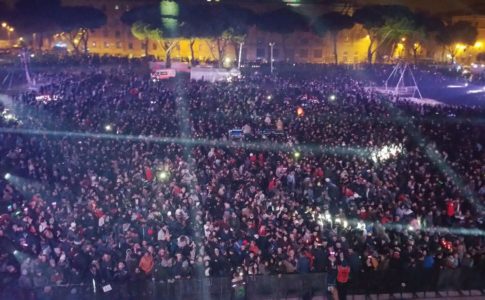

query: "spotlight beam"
(314, 215), (485, 237)
(379, 100), (484, 213)
(0, 127), (373, 159)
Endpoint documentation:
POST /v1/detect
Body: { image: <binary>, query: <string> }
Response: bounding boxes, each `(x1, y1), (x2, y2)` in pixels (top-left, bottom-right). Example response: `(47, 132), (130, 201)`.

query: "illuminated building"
(3, 0), (482, 65)
(451, 15), (485, 64)
(49, 0), (373, 63)
(242, 24), (371, 64)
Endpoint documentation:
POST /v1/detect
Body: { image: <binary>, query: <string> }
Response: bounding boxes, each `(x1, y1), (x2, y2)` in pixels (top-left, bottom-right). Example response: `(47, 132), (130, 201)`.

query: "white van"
(150, 69), (176, 81)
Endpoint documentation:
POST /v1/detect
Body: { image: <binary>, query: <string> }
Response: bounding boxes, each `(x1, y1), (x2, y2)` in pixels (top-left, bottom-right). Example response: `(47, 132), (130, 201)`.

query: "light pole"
(1, 22), (10, 45)
(269, 42), (275, 74)
(238, 41), (244, 69)
(8, 27), (13, 46)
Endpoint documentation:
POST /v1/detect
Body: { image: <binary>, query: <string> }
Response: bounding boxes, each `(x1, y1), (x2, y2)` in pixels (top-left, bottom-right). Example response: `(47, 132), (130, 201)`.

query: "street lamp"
(1, 24), (14, 46)
(238, 41), (244, 69)
(8, 27), (13, 45)
(269, 42), (275, 74)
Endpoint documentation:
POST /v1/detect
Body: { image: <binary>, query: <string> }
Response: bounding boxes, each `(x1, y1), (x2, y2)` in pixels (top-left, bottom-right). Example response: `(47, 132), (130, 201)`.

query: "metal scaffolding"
(384, 62), (422, 99)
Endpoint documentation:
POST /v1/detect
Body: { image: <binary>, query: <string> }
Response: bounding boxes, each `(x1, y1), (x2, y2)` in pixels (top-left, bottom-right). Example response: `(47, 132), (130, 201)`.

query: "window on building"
(313, 49), (322, 58)
(128, 42), (133, 49)
(257, 38), (264, 46)
(115, 31), (121, 38)
(103, 30), (108, 37)
(343, 51), (348, 63)
(116, 42), (121, 49)
(153, 43), (157, 50)
(302, 38), (309, 45)
(299, 49), (308, 58)
(256, 48), (265, 58)
(104, 42), (109, 48)
(92, 42), (96, 48)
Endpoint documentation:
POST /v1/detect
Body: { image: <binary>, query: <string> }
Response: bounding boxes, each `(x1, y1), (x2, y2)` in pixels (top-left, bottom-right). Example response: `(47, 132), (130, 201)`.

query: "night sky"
(357, 0), (485, 15)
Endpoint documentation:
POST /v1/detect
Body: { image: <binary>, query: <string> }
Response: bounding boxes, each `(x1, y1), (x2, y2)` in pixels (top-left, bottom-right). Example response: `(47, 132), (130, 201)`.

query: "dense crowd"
(0, 64), (484, 300)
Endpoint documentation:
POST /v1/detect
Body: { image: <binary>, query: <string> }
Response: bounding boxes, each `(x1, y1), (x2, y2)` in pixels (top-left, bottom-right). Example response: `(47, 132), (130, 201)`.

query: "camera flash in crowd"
(296, 106), (304, 117)
(157, 171), (169, 181)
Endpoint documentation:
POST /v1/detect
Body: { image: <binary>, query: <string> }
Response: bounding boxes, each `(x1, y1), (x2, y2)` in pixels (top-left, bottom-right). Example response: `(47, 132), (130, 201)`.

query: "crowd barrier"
(1, 267), (484, 300)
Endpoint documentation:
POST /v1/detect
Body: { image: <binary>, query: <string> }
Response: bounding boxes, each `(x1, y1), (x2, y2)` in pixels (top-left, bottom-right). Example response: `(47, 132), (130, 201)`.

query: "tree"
(437, 21), (477, 63)
(122, 1), (185, 67)
(406, 14), (444, 64)
(377, 16), (416, 61)
(407, 28), (426, 64)
(214, 28), (245, 68)
(256, 7), (309, 61)
(230, 34), (246, 67)
(312, 12), (354, 64)
(122, 2), (254, 67)
(477, 52), (485, 62)
(8, 0), (61, 49)
(6, 0), (105, 52)
(173, 3), (217, 66)
(353, 5), (415, 63)
(122, 4), (160, 57)
(130, 22), (151, 57)
(158, 35), (179, 67)
(183, 3), (254, 67)
(56, 6), (106, 54)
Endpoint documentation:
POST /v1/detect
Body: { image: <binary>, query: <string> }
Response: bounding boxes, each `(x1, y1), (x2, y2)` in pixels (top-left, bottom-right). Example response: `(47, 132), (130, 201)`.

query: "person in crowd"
(337, 258), (350, 300)
(0, 62), (484, 299)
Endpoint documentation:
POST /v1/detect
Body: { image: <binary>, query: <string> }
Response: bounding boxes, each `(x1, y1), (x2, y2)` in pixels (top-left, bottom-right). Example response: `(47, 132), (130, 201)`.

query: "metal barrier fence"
(1, 268), (484, 300)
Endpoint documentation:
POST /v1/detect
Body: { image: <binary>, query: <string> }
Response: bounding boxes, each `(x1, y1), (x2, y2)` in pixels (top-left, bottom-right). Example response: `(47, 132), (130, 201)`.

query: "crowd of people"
(0, 63), (484, 300)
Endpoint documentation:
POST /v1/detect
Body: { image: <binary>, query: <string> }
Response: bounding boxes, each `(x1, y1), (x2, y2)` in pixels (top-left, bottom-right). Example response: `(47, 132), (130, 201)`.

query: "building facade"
(242, 25), (370, 64)
(451, 15), (485, 64)
(48, 0), (374, 64)
(5, 0), (483, 65)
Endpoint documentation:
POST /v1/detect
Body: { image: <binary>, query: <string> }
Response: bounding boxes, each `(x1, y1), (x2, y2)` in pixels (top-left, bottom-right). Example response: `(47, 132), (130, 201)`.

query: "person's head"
(38, 254), (47, 263)
(102, 253), (111, 262)
(176, 252), (183, 261)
